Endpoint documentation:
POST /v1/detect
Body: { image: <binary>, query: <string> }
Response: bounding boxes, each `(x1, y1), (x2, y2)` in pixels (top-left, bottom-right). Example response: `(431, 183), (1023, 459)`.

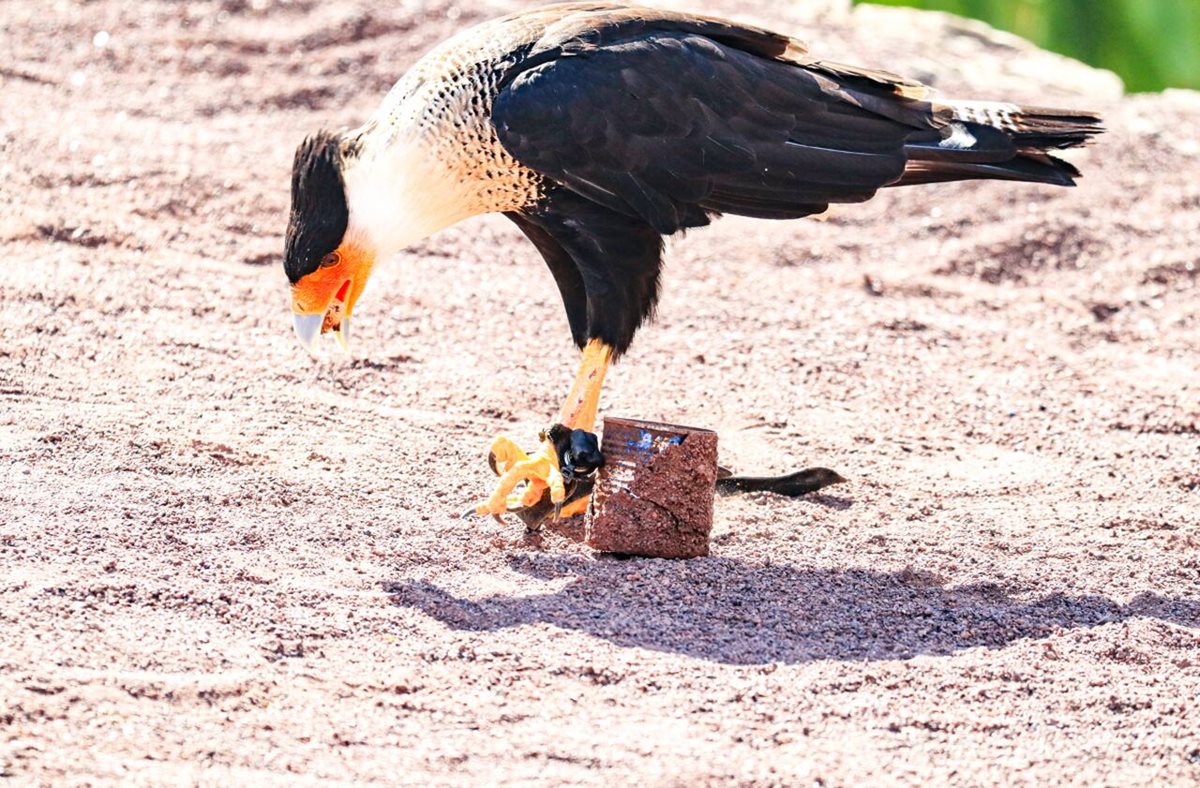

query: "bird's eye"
(319, 252), (340, 268)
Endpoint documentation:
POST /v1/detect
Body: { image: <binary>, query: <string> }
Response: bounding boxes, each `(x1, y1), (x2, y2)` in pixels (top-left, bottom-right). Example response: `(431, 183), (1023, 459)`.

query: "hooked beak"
(292, 278), (353, 355)
(292, 313), (350, 354)
(293, 313), (322, 352)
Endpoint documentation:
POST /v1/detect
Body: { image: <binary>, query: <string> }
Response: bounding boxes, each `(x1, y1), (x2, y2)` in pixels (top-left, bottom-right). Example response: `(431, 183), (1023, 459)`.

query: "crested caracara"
(283, 2), (1102, 522)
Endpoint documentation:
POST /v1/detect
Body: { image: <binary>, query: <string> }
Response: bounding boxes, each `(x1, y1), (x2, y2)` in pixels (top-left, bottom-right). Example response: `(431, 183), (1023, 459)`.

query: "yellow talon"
(486, 436), (545, 509)
(487, 435), (526, 475)
(475, 436), (565, 516)
(475, 340), (614, 522)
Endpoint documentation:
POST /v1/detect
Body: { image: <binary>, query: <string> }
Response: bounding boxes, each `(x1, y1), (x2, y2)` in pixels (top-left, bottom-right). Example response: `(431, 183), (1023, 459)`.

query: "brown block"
(585, 418), (717, 559)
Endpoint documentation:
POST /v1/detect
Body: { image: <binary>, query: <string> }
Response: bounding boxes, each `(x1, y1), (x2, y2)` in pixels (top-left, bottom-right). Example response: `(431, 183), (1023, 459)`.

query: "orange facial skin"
(290, 243), (376, 329)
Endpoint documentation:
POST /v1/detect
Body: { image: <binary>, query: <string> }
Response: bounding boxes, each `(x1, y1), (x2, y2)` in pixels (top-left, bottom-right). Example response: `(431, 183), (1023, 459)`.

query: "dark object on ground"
(586, 418), (718, 559)
(717, 466), (847, 497)
(503, 430), (843, 530)
(501, 424), (601, 531)
(510, 479), (596, 531)
(543, 423), (604, 484)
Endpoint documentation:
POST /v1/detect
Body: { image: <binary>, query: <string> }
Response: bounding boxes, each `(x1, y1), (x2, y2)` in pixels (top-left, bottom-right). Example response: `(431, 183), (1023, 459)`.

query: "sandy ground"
(2, 0), (1199, 784)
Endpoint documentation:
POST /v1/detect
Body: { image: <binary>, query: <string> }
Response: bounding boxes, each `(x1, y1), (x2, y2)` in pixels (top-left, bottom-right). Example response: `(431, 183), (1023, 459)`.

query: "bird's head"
(284, 130), (376, 353)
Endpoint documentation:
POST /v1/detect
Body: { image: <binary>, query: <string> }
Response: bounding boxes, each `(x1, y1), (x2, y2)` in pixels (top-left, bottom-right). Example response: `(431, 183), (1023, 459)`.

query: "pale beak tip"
(292, 313), (323, 355)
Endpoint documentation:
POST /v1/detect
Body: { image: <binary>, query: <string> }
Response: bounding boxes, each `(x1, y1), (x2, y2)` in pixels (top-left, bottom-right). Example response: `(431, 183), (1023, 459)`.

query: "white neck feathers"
(340, 135), (475, 259)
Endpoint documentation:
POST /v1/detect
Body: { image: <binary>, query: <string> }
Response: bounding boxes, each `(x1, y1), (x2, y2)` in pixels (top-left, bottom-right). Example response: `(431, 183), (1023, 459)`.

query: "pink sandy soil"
(2, 0), (1198, 783)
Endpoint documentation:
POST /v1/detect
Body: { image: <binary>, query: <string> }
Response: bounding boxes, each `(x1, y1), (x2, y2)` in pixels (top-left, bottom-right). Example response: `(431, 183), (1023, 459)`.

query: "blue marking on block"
(617, 430), (684, 460)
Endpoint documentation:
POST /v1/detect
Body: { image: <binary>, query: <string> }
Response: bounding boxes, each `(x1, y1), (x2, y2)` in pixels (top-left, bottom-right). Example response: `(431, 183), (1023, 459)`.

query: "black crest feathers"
(284, 130), (349, 283)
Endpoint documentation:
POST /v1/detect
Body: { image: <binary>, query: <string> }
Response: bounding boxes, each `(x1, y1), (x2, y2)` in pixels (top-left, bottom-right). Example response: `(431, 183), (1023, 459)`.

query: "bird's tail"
(895, 100), (1104, 188)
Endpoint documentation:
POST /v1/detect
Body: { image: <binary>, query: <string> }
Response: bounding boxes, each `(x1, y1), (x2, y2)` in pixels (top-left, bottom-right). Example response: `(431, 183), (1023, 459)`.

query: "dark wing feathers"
(495, 31), (914, 234)
(509, 189), (666, 354)
(490, 5), (1101, 352)
(796, 58), (932, 102)
(521, 3), (801, 65)
(898, 103), (1102, 187)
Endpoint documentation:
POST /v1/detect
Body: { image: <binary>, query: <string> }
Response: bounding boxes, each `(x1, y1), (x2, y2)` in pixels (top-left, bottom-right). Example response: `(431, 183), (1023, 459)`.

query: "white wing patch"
(940, 122), (978, 150)
(948, 100), (1022, 132)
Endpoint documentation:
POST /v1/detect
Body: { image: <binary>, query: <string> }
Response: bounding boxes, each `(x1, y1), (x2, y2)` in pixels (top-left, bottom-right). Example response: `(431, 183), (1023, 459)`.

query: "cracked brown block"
(585, 418), (717, 559)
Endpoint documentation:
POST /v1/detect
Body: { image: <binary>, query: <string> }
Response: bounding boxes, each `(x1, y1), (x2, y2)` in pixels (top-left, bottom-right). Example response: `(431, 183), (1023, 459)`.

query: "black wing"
(504, 189), (664, 355)
(493, 31), (923, 235)
(489, 11), (1098, 353)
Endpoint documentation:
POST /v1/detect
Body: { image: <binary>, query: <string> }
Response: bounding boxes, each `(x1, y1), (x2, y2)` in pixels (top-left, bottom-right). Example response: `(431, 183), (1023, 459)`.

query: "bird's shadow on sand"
(383, 554), (1199, 665)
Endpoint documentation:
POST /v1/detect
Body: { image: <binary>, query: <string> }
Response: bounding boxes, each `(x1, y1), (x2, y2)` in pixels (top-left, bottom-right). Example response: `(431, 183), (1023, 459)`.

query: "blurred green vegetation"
(857, 0), (1200, 92)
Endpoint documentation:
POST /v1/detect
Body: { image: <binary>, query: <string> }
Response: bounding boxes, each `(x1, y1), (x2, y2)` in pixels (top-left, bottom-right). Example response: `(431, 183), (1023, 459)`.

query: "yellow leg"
(558, 340), (613, 432)
(475, 340), (614, 517)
